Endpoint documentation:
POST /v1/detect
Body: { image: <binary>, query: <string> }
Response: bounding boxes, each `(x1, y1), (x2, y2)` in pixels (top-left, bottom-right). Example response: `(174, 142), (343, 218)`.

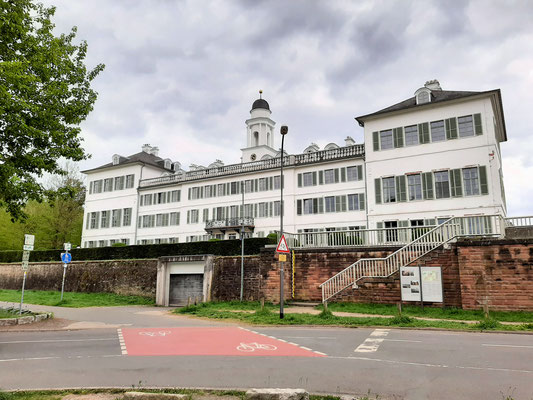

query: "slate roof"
(355, 89), (500, 126)
(82, 151), (170, 173)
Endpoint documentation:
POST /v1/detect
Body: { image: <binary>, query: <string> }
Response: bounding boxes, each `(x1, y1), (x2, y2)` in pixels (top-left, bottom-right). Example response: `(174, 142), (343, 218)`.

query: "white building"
(81, 81), (507, 248)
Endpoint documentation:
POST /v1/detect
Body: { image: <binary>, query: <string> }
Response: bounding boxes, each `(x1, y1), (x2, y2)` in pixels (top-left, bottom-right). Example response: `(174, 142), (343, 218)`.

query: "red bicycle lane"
(119, 327), (326, 357)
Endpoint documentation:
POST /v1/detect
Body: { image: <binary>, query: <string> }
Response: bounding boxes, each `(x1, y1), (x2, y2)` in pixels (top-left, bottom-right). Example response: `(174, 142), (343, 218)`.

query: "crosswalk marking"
(355, 329), (390, 353)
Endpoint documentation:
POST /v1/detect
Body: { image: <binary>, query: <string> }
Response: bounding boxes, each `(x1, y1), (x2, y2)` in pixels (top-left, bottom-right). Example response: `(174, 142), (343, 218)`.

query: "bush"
(388, 315), (414, 325)
(111, 242), (127, 247)
(474, 318), (502, 330)
(0, 238), (275, 263)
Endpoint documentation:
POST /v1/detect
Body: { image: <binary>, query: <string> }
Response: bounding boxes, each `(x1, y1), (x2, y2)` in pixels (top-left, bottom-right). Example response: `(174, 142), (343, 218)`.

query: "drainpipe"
(363, 158), (370, 229)
(133, 164), (145, 245)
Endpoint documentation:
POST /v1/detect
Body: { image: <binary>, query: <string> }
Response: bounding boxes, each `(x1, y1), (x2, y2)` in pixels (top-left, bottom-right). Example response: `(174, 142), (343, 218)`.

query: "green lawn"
(175, 301), (533, 332)
(0, 308), (21, 319)
(0, 289), (154, 308)
(321, 302), (533, 323)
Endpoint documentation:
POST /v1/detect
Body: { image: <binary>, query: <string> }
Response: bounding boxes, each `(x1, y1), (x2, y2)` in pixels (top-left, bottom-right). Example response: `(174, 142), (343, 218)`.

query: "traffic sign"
(23, 244), (34, 251)
(61, 252), (72, 264)
(24, 234), (35, 246)
(22, 251), (30, 262)
(64, 242), (71, 251)
(276, 235), (290, 254)
(21, 260), (29, 271)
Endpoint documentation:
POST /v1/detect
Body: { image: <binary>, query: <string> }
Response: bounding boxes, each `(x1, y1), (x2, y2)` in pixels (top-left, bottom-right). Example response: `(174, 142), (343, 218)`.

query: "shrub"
(474, 318), (502, 330)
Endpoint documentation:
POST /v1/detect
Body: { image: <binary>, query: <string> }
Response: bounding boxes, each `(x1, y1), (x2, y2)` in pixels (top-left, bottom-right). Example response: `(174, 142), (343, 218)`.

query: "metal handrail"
(319, 215), (504, 303)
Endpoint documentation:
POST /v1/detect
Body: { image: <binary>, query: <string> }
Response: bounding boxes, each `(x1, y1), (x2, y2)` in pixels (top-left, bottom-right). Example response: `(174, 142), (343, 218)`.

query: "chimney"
(149, 146), (159, 156)
(424, 79), (442, 91)
(142, 144), (151, 153)
(345, 136), (355, 146)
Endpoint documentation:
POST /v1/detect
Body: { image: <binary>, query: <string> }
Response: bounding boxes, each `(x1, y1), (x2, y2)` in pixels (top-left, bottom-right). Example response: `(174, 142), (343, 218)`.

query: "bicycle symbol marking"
(236, 342), (277, 352)
(139, 331), (171, 337)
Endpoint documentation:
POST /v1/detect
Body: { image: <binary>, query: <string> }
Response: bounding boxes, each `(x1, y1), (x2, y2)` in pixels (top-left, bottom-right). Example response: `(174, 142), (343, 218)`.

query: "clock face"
(250, 153), (257, 161)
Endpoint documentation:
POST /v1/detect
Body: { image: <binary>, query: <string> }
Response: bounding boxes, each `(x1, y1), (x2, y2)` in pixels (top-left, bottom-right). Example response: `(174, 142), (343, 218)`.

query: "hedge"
(0, 238), (275, 264)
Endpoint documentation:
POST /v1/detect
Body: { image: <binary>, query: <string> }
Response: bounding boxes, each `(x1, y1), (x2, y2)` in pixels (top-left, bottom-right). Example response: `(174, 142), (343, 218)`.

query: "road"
(0, 304), (532, 399)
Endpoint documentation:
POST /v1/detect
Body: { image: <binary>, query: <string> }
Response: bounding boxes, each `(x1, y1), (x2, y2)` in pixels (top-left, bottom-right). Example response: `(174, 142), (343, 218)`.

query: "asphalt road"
(0, 304), (532, 399)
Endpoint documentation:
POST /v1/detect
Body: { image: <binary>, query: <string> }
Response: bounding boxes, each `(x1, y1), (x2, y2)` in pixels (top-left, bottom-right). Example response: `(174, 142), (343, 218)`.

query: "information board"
(400, 266), (443, 303)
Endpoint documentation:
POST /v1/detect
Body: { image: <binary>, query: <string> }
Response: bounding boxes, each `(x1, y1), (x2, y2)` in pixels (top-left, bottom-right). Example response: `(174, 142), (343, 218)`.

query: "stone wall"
(0, 260), (157, 297)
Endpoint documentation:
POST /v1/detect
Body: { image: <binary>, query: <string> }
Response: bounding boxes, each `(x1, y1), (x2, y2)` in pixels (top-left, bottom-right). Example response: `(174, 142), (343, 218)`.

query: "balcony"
(205, 217), (255, 233)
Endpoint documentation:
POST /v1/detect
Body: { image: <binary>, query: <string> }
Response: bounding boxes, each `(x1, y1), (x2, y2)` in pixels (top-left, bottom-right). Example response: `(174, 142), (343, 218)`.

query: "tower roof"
(251, 90), (270, 111)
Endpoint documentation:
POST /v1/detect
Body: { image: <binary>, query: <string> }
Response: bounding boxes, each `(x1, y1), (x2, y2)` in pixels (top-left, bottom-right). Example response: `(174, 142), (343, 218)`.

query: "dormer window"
(164, 159), (171, 170)
(112, 154), (120, 165)
(417, 90), (430, 104)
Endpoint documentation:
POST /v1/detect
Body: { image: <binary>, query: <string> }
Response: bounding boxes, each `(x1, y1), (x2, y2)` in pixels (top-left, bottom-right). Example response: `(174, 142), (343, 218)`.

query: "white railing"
(205, 217), (254, 229)
(139, 144), (365, 188)
(319, 215), (504, 303)
(281, 226), (437, 249)
(504, 216), (533, 227)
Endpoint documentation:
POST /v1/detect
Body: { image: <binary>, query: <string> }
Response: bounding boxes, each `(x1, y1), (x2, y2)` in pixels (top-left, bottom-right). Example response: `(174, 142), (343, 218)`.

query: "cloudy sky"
(43, 0), (533, 216)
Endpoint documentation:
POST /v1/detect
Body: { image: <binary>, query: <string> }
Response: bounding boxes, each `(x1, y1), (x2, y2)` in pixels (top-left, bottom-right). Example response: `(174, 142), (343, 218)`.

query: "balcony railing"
(205, 217), (255, 230)
(504, 216), (533, 227)
(139, 144), (365, 188)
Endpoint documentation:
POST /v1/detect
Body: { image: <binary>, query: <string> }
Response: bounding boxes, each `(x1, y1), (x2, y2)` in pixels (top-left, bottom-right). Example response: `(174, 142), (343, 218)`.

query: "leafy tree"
(0, 0), (104, 220)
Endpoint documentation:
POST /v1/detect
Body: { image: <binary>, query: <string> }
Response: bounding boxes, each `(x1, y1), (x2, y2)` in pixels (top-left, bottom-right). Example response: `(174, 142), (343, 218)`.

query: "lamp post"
(279, 125), (288, 319)
(240, 179), (245, 301)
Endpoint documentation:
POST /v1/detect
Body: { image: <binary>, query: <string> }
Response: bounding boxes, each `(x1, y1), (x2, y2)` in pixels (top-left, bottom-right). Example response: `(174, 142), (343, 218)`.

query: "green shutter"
(396, 175), (407, 202)
(318, 197), (324, 213)
(359, 194), (365, 210)
(393, 127), (404, 148)
(445, 117), (458, 139)
(422, 172), (434, 199)
(450, 169), (463, 197)
(373, 131), (380, 151)
(374, 178), (382, 204)
(340, 167), (346, 182)
(297, 200), (302, 215)
(479, 165), (488, 194)
(312, 198), (318, 214)
(312, 171), (317, 186)
(318, 170), (324, 185)
(474, 113), (483, 135)
(377, 222), (384, 243)
(334, 169), (339, 183)
(357, 165), (363, 181)
(418, 122), (429, 144)
(297, 174), (302, 187)
(341, 195), (347, 212)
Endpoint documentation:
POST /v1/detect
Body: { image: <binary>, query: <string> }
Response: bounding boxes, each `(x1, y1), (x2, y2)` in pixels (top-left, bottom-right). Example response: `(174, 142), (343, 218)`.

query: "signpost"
(276, 234), (290, 317)
(20, 234), (35, 314)
(60, 243), (72, 301)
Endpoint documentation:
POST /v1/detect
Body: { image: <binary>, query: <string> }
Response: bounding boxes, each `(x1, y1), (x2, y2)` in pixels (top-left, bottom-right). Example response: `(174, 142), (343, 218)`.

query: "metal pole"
(19, 271), (27, 315)
(419, 264), (424, 311)
(240, 180), (245, 302)
(279, 126), (287, 319)
(60, 263), (67, 301)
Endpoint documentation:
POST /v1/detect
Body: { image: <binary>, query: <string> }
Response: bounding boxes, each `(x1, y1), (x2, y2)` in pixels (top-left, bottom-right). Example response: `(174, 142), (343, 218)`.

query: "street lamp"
(279, 125), (288, 319)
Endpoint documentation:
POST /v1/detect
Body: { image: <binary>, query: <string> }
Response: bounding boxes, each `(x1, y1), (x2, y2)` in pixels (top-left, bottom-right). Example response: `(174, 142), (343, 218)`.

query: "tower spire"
(259, 89), (262, 99)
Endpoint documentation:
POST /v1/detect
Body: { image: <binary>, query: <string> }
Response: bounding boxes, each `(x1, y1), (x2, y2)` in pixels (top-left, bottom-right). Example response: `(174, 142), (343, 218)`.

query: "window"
(417, 91), (429, 104)
(112, 209), (122, 227)
(303, 172), (314, 187)
(93, 180), (103, 193)
(156, 213), (169, 227)
(347, 166), (361, 181)
(114, 176), (125, 190)
(407, 174), (422, 201)
(458, 115), (474, 137)
(170, 212), (180, 225)
(303, 199), (314, 215)
(380, 130), (393, 150)
(258, 178), (268, 191)
(89, 212), (99, 229)
(171, 190), (180, 202)
(202, 208), (209, 222)
(325, 196), (335, 213)
(274, 176), (281, 190)
(434, 171), (450, 199)
(382, 177), (396, 203)
(100, 211), (109, 228)
(218, 183), (226, 196)
(404, 125), (419, 146)
(463, 167), (480, 196)
(244, 180), (253, 193)
(141, 215), (155, 228)
(324, 169), (335, 184)
(141, 194), (152, 206)
(430, 120), (445, 142)
(125, 174), (135, 188)
(98, 240), (107, 247)
(123, 208), (132, 226)
(155, 192), (166, 204)
(274, 201), (281, 217)
(230, 181), (239, 195)
(347, 194), (363, 211)
(188, 209), (199, 224)
(103, 178), (113, 192)
(258, 202), (268, 217)
(230, 205), (238, 218)
(190, 187), (200, 200)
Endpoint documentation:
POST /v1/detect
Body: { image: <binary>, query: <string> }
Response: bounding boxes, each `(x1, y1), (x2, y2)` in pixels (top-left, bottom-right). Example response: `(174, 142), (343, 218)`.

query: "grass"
(320, 302), (533, 323)
(0, 289), (154, 308)
(175, 301), (533, 332)
(0, 388), (345, 400)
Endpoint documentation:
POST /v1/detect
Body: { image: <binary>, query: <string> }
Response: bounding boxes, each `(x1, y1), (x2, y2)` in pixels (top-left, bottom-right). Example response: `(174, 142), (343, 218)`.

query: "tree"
(0, 0), (104, 220)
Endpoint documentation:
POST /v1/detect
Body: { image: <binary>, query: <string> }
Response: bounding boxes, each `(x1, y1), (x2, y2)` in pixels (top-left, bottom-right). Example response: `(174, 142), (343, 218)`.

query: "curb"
(0, 312), (53, 326)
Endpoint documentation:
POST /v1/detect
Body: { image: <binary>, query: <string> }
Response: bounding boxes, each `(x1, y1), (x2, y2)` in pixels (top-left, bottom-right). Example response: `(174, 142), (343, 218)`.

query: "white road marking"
(482, 344), (533, 349)
(329, 355), (533, 374)
(285, 336), (337, 340)
(0, 338), (117, 344)
(355, 329), (390, 353)
(383, 339), (422, 343)
(0, 354), (122, 363)
(117, 328), (127, 355)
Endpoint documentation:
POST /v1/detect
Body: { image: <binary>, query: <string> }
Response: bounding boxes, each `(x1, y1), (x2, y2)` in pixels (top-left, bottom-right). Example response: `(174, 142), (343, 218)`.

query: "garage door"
(169, 274), (204, 306)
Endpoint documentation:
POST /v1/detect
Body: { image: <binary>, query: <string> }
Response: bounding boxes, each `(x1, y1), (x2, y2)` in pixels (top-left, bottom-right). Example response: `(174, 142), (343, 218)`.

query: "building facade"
(81, 81), (507, 248)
